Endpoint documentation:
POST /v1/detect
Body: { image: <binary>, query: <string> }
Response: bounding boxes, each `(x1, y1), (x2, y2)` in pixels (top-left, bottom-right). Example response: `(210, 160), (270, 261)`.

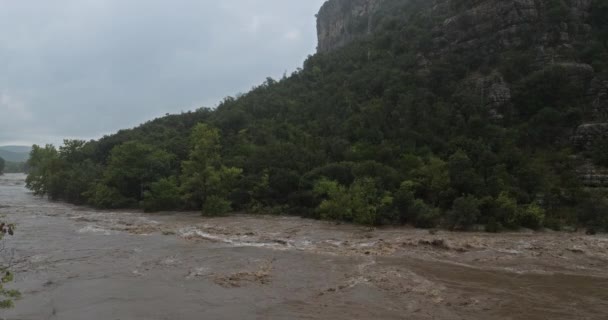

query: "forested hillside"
(26, 0), (608, 231)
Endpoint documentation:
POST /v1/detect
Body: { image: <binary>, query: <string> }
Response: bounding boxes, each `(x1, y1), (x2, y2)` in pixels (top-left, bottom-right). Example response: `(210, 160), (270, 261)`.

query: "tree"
(517, 204), (546, 230)
(181, 124), (242, 215)
(448, 150), (483, 196)
(0, 157), (4, 175)
(143, 177), (181, 212)
(25, 145), (64, 198)
(19, 0), (608, 230)
(101, 141), (174, 202)
(314, 178), (393, 225)
(446, 196), (481, 230)
(410, 157), (450, 206)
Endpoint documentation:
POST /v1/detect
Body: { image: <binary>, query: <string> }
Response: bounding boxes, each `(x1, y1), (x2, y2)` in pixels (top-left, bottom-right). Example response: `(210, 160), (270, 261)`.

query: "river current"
(0, 173), (607, 319)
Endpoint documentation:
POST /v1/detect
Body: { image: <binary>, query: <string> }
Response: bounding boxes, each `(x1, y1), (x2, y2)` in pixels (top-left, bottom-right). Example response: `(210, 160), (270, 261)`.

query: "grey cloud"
(0, 0), (326, 146)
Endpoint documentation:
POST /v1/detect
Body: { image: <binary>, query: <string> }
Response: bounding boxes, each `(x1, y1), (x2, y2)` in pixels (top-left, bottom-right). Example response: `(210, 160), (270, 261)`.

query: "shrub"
(393, 180), (417, 223)
(202, 195), (232, 216)
(409, 199), (441, 229)
(485, 217), (503, 233)
(142, 178), (181, 212)
(516, 204), (546, 230)
(446, 196), (481, 230)
(85, 184), (134, 209)
(495, 192), (521, 229)
(314, 178), (393, 226)
(577, 196), (608, 231)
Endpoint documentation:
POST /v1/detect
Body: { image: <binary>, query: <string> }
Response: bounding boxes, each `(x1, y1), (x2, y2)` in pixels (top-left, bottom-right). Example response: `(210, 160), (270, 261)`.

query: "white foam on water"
(186, 267), (210, 279)
(178, 227), (291, 249)
(77, 225), (115, 236)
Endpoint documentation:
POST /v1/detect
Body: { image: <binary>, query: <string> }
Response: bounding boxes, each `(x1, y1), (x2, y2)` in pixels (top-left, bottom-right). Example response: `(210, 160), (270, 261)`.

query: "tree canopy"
(24, 0), (608, 232)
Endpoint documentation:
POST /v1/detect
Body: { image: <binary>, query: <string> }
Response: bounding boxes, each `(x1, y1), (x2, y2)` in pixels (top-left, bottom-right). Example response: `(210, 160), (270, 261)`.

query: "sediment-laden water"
(0, 173), (607, 319)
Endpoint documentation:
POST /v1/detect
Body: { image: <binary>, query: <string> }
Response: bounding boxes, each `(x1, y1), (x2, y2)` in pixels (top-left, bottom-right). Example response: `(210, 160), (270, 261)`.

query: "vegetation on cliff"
(25, 0), (608, 231)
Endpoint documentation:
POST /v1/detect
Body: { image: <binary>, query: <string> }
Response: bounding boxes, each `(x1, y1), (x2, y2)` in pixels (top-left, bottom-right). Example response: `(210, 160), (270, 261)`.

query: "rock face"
(589, 79), (608, 121)
(317, 0), (594, 58)
(316, 0), (386, 53)
(572, 123), (608, 150)
(460, 72), (512, 119)
(576, 159), (608, 188)
(429, 0), (593, 61)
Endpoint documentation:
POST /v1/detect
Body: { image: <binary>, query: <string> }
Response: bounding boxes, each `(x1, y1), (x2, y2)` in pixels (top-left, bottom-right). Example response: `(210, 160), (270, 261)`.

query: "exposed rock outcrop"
(572, 123), (608, 150)
(456, 72), (511, 119)
(576, 159), (608, 187)
(317, 0), (385, 53)
(317, 0), (594, 59)
(589, 79), (608, 121)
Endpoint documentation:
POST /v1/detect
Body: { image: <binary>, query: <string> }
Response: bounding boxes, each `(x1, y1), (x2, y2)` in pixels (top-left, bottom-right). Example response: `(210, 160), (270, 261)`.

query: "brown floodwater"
(0, 173), (607, 319)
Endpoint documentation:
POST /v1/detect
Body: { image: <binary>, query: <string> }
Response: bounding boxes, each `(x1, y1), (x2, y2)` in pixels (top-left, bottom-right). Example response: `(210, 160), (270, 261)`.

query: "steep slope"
(25, 0), (608, 231)
(318, 0), (608, 185)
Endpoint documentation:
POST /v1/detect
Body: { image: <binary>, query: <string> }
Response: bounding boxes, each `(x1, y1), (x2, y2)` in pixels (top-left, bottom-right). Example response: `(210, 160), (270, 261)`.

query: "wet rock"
(418, 239), (451, 250)
(273, 239), (289, 246)
(568, 246), (585, 254)
(212, 260), (273, 288)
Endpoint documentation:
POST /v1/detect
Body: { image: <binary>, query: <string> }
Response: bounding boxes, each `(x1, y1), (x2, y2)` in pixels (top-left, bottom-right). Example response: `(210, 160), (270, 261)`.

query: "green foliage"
(0, 157), (4, 175)
(202, 195), (232, 216)
(448, 150), (483, 196)
(85, 183), (134, 209)
(408, 199), (441, 229)
(22, 0), (608, 232)
(3, 161), (27, 173)
(577, 195), (608, 231)
(410, 157), (450, 207)
(142, 177), (181, 212)
(25, 144), (62, 197)
(181, 124), (242, 214)
(314, 178), (392, 225)
(446, 196), (481, 230)
(103, 141), (174, 201)
(546, 0), (570, 23)
(494, 192), (522, 229)
(393, 180), (417, 223)
(517, 204), (546, 230)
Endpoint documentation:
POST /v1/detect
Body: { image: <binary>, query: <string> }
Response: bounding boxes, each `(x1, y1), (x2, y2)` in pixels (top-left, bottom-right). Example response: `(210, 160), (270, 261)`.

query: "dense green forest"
(0, 157), (27, 174)
(2, 162), (27, 174)
(25, 0), (608, 232)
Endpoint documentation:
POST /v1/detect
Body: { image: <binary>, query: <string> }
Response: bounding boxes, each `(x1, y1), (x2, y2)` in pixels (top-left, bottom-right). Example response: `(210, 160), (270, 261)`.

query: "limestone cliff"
(317, 0), (594, 57)
(316, 0), (386, 53)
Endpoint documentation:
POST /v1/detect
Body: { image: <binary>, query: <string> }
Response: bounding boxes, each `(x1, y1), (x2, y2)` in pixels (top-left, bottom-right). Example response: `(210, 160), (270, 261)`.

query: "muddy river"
(0, 173), (607, 319)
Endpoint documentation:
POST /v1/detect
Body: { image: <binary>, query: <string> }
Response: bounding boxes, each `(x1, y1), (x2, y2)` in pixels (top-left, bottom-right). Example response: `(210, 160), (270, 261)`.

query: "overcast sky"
(0, 0), (326, 146)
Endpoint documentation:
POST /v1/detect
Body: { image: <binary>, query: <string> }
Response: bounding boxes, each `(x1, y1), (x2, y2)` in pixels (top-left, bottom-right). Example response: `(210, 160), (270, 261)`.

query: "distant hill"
(0, 146), (31, 162)
(0, 145), (31, 153)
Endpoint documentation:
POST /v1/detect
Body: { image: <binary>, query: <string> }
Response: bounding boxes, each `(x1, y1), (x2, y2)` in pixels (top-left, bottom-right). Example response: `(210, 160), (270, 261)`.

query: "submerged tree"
(0, 221), (19, 309)
(181, 123), (242, 215)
